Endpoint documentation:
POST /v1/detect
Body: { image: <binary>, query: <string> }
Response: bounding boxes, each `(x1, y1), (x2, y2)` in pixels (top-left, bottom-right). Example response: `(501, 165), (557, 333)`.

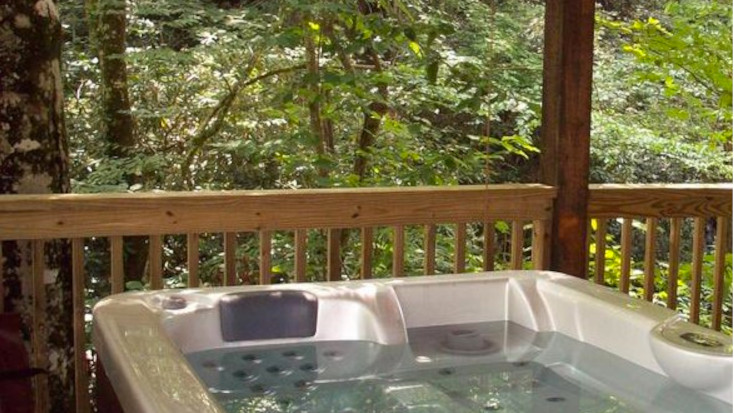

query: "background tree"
(1, 0), (75, 411)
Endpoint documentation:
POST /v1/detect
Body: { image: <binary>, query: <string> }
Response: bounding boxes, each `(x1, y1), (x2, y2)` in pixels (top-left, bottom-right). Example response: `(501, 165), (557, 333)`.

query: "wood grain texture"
(690, 217), (705, 324)
(0, 185), (555, 239)
(327, 229), (341, 281)
(594, 219), (607, 285)
(294, 229), (307, 282)
(360, 227), (373, 279)
(667, 218), (681, 309)
(643, 218), (658, 302)
(531, 219), (550, 270)
(110, 236), (124, 294)
(149, 235), (163, 290)
(511, 221), (524, 270)
(393, 226), (405, 277)
(32, 240), (49, 413)
(589, 184), (732, 218)
(259, 230), (272, 284)
(540, 0), (595, 278)
(424, 224), (436, 275)
(187, 233), (199, 288)
(712, 217), (727, 330)
(224, 232), (237, 286)
(483, 222), (495, 271)
(72, 238), (90, 413)
(454, 223), (466, 273)
(619, 219), (632, 294)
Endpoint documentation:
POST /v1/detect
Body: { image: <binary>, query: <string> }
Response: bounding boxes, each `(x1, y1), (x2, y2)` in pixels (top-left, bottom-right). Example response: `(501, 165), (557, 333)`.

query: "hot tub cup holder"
(650, 316), (732, 400)
(439, 328), (498, 355)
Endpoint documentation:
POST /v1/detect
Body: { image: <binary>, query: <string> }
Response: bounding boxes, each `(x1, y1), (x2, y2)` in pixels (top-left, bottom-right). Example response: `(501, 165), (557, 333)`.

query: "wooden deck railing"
(588, 184), (733, 330)
(0, 183), (730, 412)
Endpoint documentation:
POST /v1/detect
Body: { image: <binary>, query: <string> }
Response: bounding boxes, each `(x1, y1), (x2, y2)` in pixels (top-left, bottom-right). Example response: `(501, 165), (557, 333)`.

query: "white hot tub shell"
(93, 271), (733, 412)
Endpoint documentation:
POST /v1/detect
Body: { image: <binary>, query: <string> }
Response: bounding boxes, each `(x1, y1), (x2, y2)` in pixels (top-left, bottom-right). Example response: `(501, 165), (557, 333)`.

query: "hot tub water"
(186, 321), (730, 413)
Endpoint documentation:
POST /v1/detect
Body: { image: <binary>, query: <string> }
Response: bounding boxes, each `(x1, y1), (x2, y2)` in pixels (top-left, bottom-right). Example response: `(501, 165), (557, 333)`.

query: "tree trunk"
(89, 0), (149, 282)
(0, 1), (75, 411)
(353, 50), (388, 182)
(94, 0), (134, 154)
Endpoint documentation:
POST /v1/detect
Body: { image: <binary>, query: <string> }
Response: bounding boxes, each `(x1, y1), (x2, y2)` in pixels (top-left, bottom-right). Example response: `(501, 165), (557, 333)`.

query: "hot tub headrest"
(219, 291), (318, 342)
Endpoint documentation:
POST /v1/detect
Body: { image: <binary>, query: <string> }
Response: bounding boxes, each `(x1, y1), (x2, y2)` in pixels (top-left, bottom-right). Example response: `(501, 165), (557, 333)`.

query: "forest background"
(0, 0), (732, 410)
(60, 0), (731, 322)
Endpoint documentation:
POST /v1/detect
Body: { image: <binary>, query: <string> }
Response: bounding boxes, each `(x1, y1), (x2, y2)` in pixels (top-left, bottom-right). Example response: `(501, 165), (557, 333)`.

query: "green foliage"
(58, 0), (732, 333)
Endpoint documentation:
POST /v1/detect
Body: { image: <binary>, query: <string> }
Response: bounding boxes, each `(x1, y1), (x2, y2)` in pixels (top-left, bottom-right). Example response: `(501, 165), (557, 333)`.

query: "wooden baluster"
(690, 217), (705, 324)
(360, 228), (373, 279)
(510, 221), (523, 270)
(454, 223), (466, 274)
(667, 218), (681, 309)
(585, 220), (593, 278)
(259, 230), (272, 284)
(393, 226), (405, 277)
(295, 229), (307, 282)
(149, 235), (163, 290)
(531, 219), (550, 270)
(72, 238), (90, 413)
(483, 222), (495, 271)
(424, 225), (436, 275)
(327, 229), (341, 282)
(187, 233), (199, 288)
(594, 219), (607, 285)
(32, 240), (49, 413)
(712, 217), (728, 331)
(643, 218), (657, 302)
(110, 236), (124, 294)
(619, 218), (632, 293)
(224, 232), (237, 286)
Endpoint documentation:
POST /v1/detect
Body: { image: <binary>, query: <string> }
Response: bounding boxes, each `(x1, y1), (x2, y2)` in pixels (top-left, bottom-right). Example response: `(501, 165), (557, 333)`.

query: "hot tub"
(93, 271), (732, 412)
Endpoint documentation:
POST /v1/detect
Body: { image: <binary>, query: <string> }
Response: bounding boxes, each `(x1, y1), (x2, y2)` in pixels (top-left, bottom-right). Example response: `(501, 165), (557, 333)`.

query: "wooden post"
(540, 0), (595, 278)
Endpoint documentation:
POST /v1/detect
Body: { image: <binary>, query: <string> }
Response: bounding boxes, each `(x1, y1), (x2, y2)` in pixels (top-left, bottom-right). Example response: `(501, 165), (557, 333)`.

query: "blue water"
(186, 322), (730, 413)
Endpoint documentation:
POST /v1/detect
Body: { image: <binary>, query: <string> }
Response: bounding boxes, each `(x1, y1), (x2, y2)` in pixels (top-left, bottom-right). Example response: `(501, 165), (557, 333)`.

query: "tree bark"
(353, 49), (388, 182)
(88, 0), (150, 282)
(0, 1), (74, 411)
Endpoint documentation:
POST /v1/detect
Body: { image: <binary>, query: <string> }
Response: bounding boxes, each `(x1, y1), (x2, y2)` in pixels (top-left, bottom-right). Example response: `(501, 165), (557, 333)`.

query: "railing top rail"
(589, 183), (732, 218)
(0, 184), (556, 239)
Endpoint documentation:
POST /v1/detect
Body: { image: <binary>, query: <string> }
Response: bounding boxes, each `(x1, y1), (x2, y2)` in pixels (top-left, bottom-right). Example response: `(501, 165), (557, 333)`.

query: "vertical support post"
(531, 219), (551, 270)
(393, 226), (405, 277)
(424, 225), (437, 275)
(593, 219), (607, 285)
(32, 240), (49, 413)
(690, 218), (705, 324)
(223, 232), (237, 286)
(72, 238), (90, 413)
(360, 228), (373, 279)
(295, 229), (307, 282)
(667, 218), (681, 309)
(259, 230), (272, 284)
(110, 236), (124, 294)
(483, 222), (495, 271)
(149, 235), (163, 290)
(510, 221), (524, 270)
(454, 222), (466, 273)
(540, 0), (595, 278)
(327, 229), (341, 281)
(712, 217), (728, 330)
(619, 218), (633, 293)
(643, 218), (658, 302)
(187, 233), (199, 288)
